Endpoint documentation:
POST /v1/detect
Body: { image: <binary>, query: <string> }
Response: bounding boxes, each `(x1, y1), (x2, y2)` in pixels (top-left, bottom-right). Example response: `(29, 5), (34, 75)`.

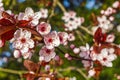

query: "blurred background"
(0, 0), (120, 80)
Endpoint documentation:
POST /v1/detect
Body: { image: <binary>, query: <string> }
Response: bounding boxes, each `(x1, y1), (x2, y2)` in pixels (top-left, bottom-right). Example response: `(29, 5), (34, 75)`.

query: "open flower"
(39, 46), (56, 62)
(80, 44), (93, 68)
(97, 48), (117, 67)
(44, 31), (60, 49)
(36, 22), (51, 35)
(97, 16), (113, 33)
(62, 11), (76, 22)
(62, 11), (84, 31)
(58, 32), (68, 44)
(40, 8), (48, 18)
(68, 33), (75, 41)
(18, 7), (41, 26)
(12, 29), (34, 59)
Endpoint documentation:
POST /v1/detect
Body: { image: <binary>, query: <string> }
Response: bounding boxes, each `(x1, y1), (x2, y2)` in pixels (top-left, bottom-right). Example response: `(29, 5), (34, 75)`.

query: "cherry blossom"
(62, 11), (84, 31)
(18, 7), (41, 26)
(62, 11), (76, 22)
(88, 69), (96, 77)
(106, 34), (115, 43)
(40, 8), (48, 18)
(58, 32), (68, 44)
(79, 44), (93, 68)
(97, 16), (113, 33)
(68, 33), (75, 41)
(44, 31), (60, 49)
(39, 46), (56, 62)
(96, 48), (117, 67)
(79, 43), (91, 58)
(73, 48), (80, 54)
(12, 29), (34, 59)
(13, 49), (21, 58)
(36, 22), (51, 35)
(112, 1), (119, 8)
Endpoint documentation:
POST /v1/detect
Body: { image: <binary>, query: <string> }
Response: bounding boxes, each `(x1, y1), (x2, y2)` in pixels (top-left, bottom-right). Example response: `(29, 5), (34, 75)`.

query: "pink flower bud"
(106, 34), (115, 43)
(70, 44), (75, 49)
(112, 1), (119, 8)
(109, 16), (114, 21)
(73, 48), (80, 54)
(65, 53), (69, 58)
(13, 50), (21, 58)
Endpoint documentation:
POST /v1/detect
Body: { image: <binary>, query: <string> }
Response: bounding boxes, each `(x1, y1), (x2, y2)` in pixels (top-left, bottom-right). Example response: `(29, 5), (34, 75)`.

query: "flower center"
(48, 38), (53, 43)
(59, 36), (63, 42)
(103, 58), (107, 61)
(21, 38), (26, 43)
(45, 49), (51, 54)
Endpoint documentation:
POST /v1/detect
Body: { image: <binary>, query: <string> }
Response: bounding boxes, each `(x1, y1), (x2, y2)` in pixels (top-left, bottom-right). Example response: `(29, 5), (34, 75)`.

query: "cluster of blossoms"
(67, 27), (119, 78)
(39, 31), (68, 62)
(1, 0), (120, 79)
(92, 1), (120, 34)
(62, 11), (84, 31)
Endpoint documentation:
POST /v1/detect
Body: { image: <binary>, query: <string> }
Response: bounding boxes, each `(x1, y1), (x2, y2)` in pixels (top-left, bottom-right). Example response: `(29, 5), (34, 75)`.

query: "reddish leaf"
(114, 46), (120, 55)
(1, 29), (15, 41)
(24, 60), (39, 72)
(2, 11), (16, 24)
(94, 27), (107, 44)
(0, 18), (14, 26)
(0, 25), (15, 36)
(18, 20), (30, 27)
(23, 73), (35, 80)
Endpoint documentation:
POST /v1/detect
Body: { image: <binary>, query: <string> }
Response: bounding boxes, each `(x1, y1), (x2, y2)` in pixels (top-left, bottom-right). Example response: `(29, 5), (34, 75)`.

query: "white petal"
(34, 12), (41, 20)
(20, 47), (29, 54)
(27, 39), (34, 48)
(31, 19), (39, 26)
(12, 41), (22, 49)
(25, 7), (34, 17)
(23, 30), (31, 39)
(106, 62), (112, 67)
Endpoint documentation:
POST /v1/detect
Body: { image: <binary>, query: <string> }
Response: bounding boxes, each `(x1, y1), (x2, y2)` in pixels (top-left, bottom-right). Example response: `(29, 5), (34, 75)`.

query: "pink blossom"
(106, 34), (115, 43)
(62, 11), (76, 22)
(68, 33), (75, 41)
(112, 1), (119, 8)
(58, 32), (68, 44)
(73, 48), (80, 54)
(96, 48), (117, 67)
(36, 22), (51, 35)
(44, 31), (60, 49)
(12, 29), (34, 58)
(40, 8), (48, 18)
(88, 69), (96, 77)
(13, 49), (21, 58)
(18, 7), (41, 26)
(39, 46), (56, 62)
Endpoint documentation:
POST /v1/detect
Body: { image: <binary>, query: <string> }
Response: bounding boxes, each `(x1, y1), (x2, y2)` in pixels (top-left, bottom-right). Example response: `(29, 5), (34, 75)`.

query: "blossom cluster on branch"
(0, 0), (120, 80)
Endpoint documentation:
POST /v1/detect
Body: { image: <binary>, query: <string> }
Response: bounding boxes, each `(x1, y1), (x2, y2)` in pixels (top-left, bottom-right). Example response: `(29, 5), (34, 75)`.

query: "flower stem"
(57, 0), (66, 13)
(79, 26), (93, 36)
(0, 68), (27, 80)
